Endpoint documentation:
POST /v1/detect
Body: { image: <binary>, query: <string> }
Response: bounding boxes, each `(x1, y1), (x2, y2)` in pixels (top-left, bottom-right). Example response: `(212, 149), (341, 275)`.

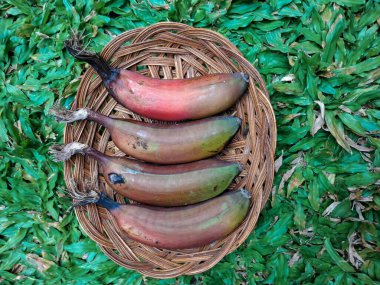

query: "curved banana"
(65, 37), (248, 121)
(50, 142), (242, 206)
(50, 106), (241, 164)
(69, 185), (251, 249)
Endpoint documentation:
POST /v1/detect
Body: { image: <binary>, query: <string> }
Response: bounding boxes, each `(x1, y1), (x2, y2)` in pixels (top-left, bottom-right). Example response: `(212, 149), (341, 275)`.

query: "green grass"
(0, 0), (379, 284)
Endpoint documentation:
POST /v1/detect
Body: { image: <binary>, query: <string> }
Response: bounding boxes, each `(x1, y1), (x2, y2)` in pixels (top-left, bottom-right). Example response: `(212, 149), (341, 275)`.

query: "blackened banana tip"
(65, 44), (75, 57)
(237, 162), (244, 172)
(63, 39), (71, 49)
(234, 72), (249, 83)
(96, 193), (120, 210)
(239, 189), (251, 199)
(241, 72), (249, 83)
(64, 39), (79, 57)
(235, 116), (242, 128)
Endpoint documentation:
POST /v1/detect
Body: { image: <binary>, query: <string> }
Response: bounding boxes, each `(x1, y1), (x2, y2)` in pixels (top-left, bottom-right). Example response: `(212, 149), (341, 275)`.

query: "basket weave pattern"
(63, 22), (276, 278)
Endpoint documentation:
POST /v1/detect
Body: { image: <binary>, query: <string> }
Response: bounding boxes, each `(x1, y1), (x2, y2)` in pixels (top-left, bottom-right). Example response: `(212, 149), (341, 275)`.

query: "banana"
(65, 37), (248, 121)
(69, 183), (251, 249)
(50, 106), (241, 164)
(50, 142), (242, 206)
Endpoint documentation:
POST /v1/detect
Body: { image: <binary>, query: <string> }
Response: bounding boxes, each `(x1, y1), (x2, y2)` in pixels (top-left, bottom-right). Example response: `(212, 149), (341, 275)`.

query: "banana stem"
(49, 104), (90, 123)
(64, 33), (118, 84)
(50, 104), (114, 129)
(49, 142), (89, 162)
(49, 142), (109, 165)
(67, 179), (119, 210)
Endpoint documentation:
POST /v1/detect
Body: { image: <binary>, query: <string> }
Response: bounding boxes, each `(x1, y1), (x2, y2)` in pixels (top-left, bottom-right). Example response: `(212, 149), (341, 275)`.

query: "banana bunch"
(50, 38), (251, 250)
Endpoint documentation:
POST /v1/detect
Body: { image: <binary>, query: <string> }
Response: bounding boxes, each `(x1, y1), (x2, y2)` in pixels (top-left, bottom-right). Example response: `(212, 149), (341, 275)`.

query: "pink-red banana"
(50, 105), (241, 164)
(65, 37), (248, 121)
(69, 184), (251, 249)
(50, 142), (242, 206)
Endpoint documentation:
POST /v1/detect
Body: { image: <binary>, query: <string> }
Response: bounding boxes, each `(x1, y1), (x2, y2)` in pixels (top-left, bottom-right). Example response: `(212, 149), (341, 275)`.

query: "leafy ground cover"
(0, 0), (379, 284)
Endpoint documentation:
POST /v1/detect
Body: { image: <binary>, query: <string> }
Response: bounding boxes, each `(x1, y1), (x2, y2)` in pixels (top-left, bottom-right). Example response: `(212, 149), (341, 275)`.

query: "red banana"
(50, 142), (242, 206)
(65, 37), (248, 121)
(69, 183), (251, 249)
(50, 105), (241, 164)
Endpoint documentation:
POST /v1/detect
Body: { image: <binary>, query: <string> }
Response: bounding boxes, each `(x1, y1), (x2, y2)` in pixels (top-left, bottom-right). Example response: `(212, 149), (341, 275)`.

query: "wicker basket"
(63, 22), (276, 278)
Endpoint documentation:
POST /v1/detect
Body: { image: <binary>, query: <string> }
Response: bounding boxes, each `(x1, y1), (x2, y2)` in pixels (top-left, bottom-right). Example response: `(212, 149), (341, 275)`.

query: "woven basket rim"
(63, 22), (277, 279)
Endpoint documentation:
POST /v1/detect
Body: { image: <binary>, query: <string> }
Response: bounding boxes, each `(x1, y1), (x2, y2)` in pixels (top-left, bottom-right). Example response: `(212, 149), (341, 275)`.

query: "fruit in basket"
(50, 105), (241, 164)
(50, 142), (242, 206)
(69, 181), (251, 249)
(64, 36), (248, 121)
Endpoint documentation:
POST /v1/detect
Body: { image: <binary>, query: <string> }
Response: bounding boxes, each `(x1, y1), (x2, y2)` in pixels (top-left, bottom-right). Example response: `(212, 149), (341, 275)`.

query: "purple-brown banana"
(49, 105), (241, 164)
(69, 183), (251, 249)
(50, 142), (242, 206)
